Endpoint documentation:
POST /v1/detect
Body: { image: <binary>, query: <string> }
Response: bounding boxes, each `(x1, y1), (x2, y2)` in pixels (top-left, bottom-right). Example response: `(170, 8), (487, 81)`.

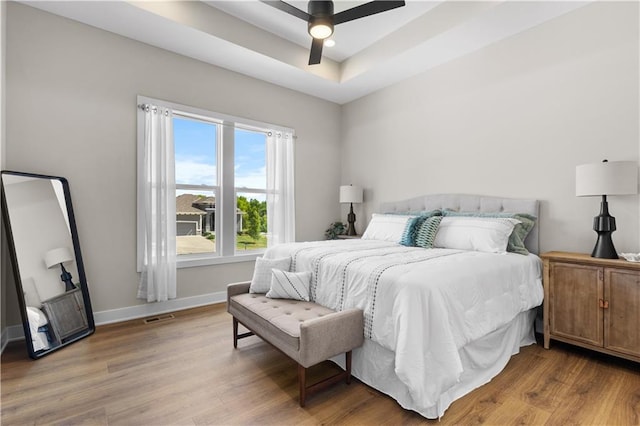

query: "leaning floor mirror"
(1, 170), (95, 359)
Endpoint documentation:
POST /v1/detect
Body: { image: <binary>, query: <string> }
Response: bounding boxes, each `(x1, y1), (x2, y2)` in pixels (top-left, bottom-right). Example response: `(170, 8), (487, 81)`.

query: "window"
(174, 116), (219, 256)
(174, 119), (269, 257)
(234, 128), (268, 252)
(137, 96), (295, 269)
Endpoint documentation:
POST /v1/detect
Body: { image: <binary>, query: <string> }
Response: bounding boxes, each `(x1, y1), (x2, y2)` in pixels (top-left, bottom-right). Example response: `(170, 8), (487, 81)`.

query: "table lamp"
(340, 185), (363, 236)
(576, 159), (638, 259)
(45, 247), (76, 291)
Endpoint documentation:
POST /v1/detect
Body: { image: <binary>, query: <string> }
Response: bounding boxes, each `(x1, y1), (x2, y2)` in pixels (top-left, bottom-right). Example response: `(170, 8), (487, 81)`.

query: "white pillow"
(249, 257), (291, 293)
(361, 214), (416, 243)
(433, 217), (521, 254)
(266, 270), (311, 301)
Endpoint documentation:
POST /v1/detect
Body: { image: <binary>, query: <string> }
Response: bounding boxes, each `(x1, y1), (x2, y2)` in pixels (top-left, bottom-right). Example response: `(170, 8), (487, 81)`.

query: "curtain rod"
(137, 104), (296, 139)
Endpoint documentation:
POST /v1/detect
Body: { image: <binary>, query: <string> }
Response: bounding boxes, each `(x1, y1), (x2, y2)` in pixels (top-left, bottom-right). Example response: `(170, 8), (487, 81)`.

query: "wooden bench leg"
(346, 350), (352, 385)
(232, 317), (255, 349)
(297, 350), (354, 407)
(298, 364), (307, 407)
(233, 317), (239, 348)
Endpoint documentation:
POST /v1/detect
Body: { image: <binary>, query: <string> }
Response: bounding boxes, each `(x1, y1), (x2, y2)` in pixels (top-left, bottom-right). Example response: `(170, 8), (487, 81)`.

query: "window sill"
(177, 251), (265, 269)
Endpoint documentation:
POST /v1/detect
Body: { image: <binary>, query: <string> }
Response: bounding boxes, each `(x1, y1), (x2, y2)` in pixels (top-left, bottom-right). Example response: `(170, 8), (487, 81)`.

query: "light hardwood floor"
(2, 303), (639, 425)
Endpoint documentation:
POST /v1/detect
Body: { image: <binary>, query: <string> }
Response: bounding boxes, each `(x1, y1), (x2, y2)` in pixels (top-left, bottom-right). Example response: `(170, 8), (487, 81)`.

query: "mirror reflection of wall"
(4, 177), (78, 300)
(2, 171), (94, 358)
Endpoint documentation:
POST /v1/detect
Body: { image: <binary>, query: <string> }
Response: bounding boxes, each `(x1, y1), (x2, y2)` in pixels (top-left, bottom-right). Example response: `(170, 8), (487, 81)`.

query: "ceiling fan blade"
(260, 1), (311, 21)
(308, 38), (324, 65)
(334, 1), (405, 25)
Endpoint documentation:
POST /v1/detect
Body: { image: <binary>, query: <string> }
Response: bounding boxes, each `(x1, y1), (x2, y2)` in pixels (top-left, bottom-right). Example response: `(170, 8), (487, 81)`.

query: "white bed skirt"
(331, 308), (537, 419)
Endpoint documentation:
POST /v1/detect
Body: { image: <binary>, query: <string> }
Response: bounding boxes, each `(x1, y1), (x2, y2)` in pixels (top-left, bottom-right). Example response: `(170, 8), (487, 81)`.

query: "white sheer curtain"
(266, 130), (295, 247)
(137, 104), (177, 302)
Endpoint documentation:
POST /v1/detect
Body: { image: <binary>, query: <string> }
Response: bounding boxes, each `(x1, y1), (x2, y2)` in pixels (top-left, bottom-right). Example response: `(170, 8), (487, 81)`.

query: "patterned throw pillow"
(400, 216), (427, 246)
(399, 210), (442, 246)
(249, 257), (291, 293)
(266, 270), (311, 301)
(414, 216), (443, 248)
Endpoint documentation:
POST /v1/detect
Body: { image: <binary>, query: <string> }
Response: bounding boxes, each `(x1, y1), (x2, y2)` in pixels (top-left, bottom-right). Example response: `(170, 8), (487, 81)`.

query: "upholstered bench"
(227, 281), (364, 407)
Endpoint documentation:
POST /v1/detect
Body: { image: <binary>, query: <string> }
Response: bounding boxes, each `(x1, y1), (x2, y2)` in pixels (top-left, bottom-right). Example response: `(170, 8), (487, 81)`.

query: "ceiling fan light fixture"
(308, 19), (333, 39)
(262, 0), (406, 65)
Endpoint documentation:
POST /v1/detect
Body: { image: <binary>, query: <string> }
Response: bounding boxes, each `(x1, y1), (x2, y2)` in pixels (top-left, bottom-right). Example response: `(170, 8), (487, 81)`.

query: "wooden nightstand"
(41, 288), (88, 345)
(337, 235), (360, 239)
(541, 251), (640, 362)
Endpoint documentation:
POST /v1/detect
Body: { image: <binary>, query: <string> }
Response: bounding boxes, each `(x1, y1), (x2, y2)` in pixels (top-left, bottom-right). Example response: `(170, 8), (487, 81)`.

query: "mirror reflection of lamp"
(44, 247), (75, 292)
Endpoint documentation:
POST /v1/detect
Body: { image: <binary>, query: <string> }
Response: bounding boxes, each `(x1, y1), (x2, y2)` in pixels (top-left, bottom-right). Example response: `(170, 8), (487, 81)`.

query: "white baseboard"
(0, 290), (227, 352)
(94, 290), (226, 325)
(1, 323), (28, 350)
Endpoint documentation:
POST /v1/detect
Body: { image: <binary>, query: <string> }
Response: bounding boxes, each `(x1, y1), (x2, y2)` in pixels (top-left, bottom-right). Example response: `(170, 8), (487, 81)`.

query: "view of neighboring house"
(176, 194), (244, 236)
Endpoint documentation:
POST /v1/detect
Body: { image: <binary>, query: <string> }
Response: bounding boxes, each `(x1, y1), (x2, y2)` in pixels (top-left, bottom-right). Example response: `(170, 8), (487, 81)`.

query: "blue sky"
(174, 117), (266, 191)
(235, 128), (266, 190)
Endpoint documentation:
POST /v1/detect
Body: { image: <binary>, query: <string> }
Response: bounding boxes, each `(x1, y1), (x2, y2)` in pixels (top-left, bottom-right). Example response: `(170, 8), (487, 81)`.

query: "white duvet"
(265, 239), (543, 408)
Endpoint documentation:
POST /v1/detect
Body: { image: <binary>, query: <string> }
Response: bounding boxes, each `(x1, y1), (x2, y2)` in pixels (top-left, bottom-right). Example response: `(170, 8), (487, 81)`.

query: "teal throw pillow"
(414, 216), (443, 249)
(399, 210), (442, 246)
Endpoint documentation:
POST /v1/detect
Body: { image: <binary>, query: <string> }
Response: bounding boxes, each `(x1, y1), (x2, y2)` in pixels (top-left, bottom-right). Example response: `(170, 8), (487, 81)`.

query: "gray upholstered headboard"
(379, 194), (540, 255)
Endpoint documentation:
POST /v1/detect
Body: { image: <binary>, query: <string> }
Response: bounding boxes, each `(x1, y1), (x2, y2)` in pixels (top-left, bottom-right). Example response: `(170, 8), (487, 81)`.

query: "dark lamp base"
(60, 265), (76, 291)
(591, 232), (619, 259)
(346, 203), (357, 236)
(590, 196), (619, 259)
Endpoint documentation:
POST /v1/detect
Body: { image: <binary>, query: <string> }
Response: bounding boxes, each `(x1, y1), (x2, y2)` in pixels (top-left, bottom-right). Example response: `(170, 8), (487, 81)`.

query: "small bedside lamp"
(576, 159), (638, 259)
(45, 247), (76, 291)
(340, 185), (363, 236)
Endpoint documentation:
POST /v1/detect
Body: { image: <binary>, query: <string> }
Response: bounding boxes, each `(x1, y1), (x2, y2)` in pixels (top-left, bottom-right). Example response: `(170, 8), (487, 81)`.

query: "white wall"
(4, 3), (342, 322)
(341, 1), (639, 254)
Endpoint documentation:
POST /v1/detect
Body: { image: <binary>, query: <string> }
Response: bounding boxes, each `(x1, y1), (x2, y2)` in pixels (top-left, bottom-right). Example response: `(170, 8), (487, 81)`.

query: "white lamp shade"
(340, 185), (363, 204)
(576, 161), (638, 197)
(44, 247), (74, 269)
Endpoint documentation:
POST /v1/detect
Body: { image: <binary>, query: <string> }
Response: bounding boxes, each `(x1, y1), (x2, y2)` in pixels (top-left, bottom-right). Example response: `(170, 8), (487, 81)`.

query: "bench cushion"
(230, 293), (335, 351)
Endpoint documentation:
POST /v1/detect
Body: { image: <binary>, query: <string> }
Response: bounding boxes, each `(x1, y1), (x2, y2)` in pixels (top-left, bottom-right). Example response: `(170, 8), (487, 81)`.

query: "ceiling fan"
(261, 1), (406, 65)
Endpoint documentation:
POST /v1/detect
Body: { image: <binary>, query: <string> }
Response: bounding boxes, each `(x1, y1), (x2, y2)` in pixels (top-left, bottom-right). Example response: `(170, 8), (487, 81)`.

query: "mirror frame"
(1, 170), (95, 359)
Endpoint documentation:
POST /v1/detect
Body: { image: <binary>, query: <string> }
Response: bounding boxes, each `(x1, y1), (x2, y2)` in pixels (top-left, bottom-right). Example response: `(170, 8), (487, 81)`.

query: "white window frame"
(137, 96), (291, 268)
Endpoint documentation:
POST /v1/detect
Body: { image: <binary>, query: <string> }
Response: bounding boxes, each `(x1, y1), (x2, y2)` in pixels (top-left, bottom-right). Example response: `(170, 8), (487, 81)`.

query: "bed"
(261, 194), (543, 419)
(22, 276), (52, 352)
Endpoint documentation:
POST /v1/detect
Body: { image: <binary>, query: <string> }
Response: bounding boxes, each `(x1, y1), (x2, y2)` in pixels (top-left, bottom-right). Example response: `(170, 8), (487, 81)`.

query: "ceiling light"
(308, 17), (333, 39)
(324, 39), (335, 47)
(307, 1), (334, 40)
